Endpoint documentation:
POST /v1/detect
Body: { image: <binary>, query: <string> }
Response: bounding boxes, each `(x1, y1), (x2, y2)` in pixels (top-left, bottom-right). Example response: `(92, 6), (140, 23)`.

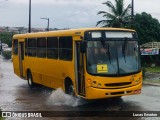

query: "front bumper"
(85, 82), (142, 99)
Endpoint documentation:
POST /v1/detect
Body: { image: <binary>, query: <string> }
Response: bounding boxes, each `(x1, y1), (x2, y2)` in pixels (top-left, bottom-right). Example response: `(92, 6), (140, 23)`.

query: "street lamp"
(29, 0), (31, 33)
(41, 18), (50, 31)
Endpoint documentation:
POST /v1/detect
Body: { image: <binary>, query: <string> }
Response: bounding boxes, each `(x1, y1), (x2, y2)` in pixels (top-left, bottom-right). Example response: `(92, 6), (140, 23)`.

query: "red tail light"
(134, 89), (141, 94)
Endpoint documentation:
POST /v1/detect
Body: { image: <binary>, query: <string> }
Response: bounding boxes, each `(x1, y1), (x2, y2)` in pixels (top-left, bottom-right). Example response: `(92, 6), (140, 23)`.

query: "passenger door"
(19, 42), (24, 78)
(75, 42), (86, 96)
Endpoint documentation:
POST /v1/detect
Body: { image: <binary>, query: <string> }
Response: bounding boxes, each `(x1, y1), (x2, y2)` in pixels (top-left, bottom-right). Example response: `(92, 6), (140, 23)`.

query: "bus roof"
(13, 27), (135, 39)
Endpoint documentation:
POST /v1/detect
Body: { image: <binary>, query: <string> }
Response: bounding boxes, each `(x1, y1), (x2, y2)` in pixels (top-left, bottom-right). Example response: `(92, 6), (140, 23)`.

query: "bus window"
(37, 37), (46, 58)
(28, 38), (36, 57)
(13, 40), (18, 55)
(47, 37), (58, 59)
(59, 36), (73, 61)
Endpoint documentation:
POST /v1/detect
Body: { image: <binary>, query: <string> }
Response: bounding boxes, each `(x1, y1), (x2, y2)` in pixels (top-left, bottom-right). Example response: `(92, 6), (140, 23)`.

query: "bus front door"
(76, 42), (86, 97)
(19, 42), (24, 78)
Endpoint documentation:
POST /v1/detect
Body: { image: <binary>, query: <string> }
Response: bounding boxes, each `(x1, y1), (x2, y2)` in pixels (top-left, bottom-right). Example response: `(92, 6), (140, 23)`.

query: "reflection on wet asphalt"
(0, 59), (160, 120)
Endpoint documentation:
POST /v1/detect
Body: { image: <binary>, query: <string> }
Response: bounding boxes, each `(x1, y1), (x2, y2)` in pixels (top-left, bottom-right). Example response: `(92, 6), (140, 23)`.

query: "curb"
(143, 82), (160, 86)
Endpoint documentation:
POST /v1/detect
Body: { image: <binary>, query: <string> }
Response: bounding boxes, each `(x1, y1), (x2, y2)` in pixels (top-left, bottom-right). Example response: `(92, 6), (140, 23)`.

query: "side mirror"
(80, 41), (87, 53)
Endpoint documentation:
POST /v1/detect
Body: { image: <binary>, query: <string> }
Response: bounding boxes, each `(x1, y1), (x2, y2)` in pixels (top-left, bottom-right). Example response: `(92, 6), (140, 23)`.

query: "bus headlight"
(91, 81), (102, 88)
(97, 83), (101, 87)
(92, 81), (97, 86)
(87, 80), (101, 88)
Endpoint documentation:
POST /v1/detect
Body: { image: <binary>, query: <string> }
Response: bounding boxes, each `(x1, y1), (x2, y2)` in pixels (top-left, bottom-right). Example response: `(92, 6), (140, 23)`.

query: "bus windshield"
(86, 40), (141, 76)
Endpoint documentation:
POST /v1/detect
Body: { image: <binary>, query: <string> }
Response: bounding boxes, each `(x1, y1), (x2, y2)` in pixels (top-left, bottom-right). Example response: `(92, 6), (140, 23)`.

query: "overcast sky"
(0, 0), (160, 29)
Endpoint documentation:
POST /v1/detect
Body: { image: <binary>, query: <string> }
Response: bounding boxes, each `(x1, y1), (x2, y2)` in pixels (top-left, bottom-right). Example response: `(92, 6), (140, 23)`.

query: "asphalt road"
(0, 58), (160, 120)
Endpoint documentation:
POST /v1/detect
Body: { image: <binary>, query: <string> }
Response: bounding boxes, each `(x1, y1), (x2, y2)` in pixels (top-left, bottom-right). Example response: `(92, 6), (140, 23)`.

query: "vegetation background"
(0, 0), (160, 64)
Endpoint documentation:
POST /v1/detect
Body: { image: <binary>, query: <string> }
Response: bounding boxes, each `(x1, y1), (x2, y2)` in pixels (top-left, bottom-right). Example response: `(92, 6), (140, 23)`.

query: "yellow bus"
(12, 28), (142, 99)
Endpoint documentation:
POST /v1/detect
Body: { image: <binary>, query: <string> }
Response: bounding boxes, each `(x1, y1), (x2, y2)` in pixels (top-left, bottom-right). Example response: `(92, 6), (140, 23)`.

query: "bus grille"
(105, 82), (132, 87)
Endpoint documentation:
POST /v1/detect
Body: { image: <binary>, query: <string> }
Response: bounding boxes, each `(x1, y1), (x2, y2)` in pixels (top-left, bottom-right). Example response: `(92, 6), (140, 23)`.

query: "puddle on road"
(47, 88), (84, 107)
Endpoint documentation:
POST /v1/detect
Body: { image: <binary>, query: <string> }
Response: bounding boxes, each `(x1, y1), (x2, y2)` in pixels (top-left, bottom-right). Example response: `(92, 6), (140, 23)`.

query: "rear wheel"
(27, 71), (36, 88)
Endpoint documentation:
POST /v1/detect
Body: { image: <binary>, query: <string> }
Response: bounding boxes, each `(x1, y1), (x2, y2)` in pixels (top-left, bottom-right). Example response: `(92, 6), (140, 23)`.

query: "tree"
(133, 12), (160, 66)
(133, 12), (160, 44)
(0, 32), (14, 47)
(96, 0), (131, 27)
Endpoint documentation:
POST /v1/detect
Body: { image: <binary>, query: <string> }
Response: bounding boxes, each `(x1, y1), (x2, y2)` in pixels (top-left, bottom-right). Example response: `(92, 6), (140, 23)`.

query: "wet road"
(0, 58), (160, 120)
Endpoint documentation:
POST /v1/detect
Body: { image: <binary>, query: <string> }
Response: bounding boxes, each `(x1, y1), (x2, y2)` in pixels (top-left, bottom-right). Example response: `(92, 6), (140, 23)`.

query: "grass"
(144, 79), (160, 84)
(0, 108), (4, 120)
(143, 67), (160, 85)
(0, 118), (4, 120)
(0, 115), (4, 120)
(144, 67), (160, 73)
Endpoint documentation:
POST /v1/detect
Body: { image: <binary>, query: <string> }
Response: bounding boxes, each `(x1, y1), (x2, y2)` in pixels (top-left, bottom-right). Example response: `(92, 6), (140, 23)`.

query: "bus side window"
(28, 38), (36, 57)
(37, 37), (46, 58)
(47, 37), (58, 59)
(13, 39), (18, 55)
(59, 36), (73, 61)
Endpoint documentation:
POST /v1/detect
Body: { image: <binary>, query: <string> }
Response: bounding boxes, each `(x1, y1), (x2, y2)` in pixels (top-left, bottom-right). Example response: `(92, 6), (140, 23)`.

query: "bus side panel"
(24, 58), (75, 90)
(42, 59), (63, 89)
(25, 57), (42, 84)
(42, 59), (75, 90)
(33, 58), (64, 88)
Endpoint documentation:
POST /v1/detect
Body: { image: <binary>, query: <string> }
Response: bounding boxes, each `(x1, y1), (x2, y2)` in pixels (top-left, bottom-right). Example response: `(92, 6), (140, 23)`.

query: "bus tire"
(65, 79), (75, 96)
(27, 71), (36, 88)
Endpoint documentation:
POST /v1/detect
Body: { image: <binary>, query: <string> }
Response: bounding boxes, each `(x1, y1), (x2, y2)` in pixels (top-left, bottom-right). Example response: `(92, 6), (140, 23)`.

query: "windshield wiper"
(100, 37), (111, 64)
(122, 39), (128, 63)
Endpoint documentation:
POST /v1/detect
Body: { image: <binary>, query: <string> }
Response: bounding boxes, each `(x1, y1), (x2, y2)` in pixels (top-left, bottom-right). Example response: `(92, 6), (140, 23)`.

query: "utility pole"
(131, 0), (134, 27)
(29, 0), (31, 33)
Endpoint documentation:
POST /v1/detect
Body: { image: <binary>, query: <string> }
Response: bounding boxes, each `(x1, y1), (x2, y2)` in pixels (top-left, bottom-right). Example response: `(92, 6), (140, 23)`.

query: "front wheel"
(68, 84), (75, 96)
(27, 71), (36, 88)
(65, 81), (75, 96)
